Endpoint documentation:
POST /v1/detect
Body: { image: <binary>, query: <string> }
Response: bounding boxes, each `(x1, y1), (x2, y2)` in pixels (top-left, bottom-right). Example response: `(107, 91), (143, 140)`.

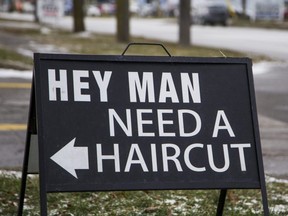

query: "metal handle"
(121, 42), (172, 57)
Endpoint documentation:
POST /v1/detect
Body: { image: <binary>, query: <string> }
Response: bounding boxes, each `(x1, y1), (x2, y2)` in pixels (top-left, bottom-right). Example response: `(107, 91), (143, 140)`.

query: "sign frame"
(18, 53), (269, 216)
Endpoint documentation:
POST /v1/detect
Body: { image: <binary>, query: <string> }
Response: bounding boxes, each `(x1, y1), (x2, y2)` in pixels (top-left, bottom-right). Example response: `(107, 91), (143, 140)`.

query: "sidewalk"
(258, 115), (288, 179)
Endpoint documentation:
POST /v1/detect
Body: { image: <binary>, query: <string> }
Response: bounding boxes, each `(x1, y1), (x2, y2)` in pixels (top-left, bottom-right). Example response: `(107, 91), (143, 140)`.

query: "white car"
(86, 5), (101, 17)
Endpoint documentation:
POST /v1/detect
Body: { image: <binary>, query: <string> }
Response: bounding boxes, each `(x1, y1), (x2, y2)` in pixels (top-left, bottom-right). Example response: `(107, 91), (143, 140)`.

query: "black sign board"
(18, 53), (269, 215)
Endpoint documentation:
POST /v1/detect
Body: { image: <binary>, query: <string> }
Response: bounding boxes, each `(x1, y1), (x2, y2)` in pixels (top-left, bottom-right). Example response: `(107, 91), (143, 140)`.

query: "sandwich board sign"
(37, 0), (64, 21)
(18, 51), (269, 215)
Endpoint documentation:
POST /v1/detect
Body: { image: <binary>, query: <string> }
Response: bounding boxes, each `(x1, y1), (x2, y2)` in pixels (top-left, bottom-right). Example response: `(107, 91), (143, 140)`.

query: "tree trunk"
(242, 0), (246, 16)
(116, 0), (130, 43)
(73, 0), (85, 33)
(34, 0), (39, 23)
(179, 0), (191, 46)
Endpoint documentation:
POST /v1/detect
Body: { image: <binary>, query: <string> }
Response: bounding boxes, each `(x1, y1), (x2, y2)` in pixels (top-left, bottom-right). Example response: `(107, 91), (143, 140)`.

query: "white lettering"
(159, 72), (179, 103)
(207, 144), (230, 172)
(73, 70), (90, 102)
(125, 144), (148, 172)
(151, 144), (158, 172)
(96, 143), (120, 172)
(48, 69), (68, 101)
(231, 143), (251, 171)
(212, 110), (235, 137)
(158, 109), (175, 137)
(94, 143), (250, 173)
(137, 109), (155, 137)
(109, 109), (132, 136)
(128, 72), (155, 102)
(178, 109), (201, 137)
(184, 143), (206, 172)
(181, 73), (201, 103)
(92, 71), (112, 102)
(162, 144), (183, 172)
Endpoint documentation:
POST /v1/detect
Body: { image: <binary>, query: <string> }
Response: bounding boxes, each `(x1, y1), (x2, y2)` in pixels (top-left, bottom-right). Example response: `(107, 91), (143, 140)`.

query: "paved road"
(253, 63), (288, 179)
(0, 14), (287, 179)
(0, 76), (31, 168)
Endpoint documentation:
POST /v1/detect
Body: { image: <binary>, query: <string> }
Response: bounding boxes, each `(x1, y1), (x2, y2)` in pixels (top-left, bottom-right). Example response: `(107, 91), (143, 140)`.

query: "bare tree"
(179, 0), (191, 46)
(242, 0), (247, 16)
(116, 0), (130, 42)
(73, 0), (85, 33)
(33, 0), (39, 23)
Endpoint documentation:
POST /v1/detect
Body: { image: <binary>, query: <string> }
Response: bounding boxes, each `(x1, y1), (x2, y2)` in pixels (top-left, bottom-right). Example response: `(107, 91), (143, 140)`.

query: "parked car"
(22, 2), (35, 13)
(138, 2), (158, 17)
(160, 0), (179, 17)
(285, 0), (288, 20)
(64, 0), (73, 15)
(99, 2), (116, 15)
(192, 0), (230, 26)
(86, 5), (101, 16)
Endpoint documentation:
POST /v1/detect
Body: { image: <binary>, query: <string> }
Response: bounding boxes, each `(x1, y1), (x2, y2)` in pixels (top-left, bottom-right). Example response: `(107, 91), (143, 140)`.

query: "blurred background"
(0, 0), (288, 29)
(0, 0), (288, 180)
(0, 0), (288, 215)
(0, 0), (287, 22)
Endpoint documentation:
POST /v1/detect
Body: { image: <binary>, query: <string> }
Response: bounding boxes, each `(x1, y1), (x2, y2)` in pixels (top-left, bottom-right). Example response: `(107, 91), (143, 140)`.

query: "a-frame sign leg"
(216, 189), (227, 216)
(17, 82), (37, 216)
(17, 133), (31, 216)
(216, 188), (269, 216)
(260, 166), (270, 215)
(262, 187), (270, 216)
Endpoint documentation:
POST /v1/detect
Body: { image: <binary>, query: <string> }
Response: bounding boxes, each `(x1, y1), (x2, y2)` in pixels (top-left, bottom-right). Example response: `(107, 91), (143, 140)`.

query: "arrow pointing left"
(50, 138), (89, 179)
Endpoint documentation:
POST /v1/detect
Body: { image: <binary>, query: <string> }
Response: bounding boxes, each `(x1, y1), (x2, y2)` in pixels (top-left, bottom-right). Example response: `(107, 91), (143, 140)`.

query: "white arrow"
(50, 138), (89, 179)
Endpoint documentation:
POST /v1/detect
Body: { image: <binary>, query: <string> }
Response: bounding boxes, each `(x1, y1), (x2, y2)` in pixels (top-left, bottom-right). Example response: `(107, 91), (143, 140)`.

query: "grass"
(0, 47), (32, 69)
(0, 172), (288, 215)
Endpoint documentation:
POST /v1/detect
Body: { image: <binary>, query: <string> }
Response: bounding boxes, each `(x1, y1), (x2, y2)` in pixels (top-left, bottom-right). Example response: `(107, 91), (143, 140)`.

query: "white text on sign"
(47, 70), (201, 103)
(47, 69), (251, 179)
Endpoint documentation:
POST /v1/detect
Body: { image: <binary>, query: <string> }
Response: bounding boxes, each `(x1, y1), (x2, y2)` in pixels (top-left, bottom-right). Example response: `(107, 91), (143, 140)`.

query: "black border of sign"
(18, 53), (269, 216)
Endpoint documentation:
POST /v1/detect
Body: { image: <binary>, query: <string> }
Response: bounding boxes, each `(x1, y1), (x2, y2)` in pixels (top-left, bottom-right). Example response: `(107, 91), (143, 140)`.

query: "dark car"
(192, 0), (230, 26)
(284, 0), (288, 20)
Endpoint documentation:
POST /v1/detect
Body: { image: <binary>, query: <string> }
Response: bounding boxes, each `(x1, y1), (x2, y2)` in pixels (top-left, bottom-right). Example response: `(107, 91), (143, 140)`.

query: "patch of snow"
(272, 204), (288, 214)
(40, 27), (52, 35)
(0, 170), (38, 179)
(29, 41), (66, 53)
(266, 175), (288, 184)
(253, 61), (288, 75)
(0, 12), (33, 22)
(0, 170), (22, 178)
(16, 41), (68, 58)
(74, 31), (94, 38)
(174, 202), (188, 214)
(16, 48), (33, 58)
(0, 68), (32, 79)
(253, 62), (271, 75)
(164, 199), (176, 205)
